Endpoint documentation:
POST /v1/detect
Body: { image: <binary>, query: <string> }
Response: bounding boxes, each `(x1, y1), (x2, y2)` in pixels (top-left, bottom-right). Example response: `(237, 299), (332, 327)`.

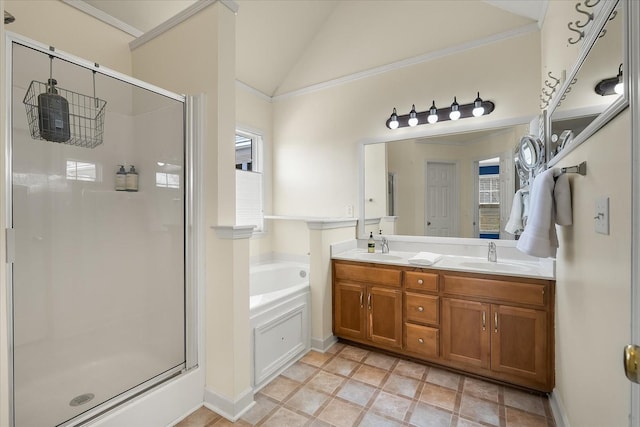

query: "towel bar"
(555, 161), (587, 176)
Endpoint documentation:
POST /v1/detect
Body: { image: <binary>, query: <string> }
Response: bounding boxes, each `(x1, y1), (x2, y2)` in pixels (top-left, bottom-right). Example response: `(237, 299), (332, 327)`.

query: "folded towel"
(516, 169), (558, 258)
(505, 189), (524, 235)
(408, 251), (443, 266)
(554, 173), (572, 226)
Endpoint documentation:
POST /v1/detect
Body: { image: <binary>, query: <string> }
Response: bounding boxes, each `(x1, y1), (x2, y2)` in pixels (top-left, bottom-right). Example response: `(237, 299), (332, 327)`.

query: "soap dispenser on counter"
(126, 165), (139, 192)
(368, 232), (375, 253)
(115, 165), (127, 191)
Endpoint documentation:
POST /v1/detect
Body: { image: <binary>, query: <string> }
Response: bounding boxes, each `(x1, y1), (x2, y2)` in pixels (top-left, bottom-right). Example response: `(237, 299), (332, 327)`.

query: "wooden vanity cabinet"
(332, 260), (555, 392)
(333, 261), (403, 349)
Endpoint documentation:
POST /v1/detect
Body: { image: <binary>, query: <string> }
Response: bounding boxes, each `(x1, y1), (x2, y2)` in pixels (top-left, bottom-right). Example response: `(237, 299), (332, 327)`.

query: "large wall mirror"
(361, 123), (531, 240)
(548, 0), (627, 165)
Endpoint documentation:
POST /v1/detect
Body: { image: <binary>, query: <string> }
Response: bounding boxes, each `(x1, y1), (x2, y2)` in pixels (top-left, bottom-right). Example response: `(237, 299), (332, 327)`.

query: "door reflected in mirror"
(363, 124), (530, 239)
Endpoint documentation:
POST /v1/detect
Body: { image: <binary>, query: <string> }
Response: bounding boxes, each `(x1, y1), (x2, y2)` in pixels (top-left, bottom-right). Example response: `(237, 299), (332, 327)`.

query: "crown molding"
(62, 0), (144, 37)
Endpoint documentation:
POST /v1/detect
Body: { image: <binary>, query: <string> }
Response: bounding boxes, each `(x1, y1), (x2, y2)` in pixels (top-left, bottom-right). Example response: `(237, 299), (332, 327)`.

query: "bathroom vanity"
(331, 254), (555, 392)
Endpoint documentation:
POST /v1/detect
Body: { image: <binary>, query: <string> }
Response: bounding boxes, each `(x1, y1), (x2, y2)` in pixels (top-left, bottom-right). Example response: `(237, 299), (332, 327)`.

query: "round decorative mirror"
(518, 135), (544, 171)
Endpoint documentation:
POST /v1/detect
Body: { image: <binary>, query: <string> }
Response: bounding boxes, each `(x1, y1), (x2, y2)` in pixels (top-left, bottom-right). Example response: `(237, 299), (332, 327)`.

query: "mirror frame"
(357, 116), (536, 239)
(547, 0), (629, 167)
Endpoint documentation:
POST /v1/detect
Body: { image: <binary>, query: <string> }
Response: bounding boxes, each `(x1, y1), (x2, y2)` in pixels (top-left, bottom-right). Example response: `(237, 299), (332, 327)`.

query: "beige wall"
(272, 32), (540, 220)
(553, 111), (631, 426)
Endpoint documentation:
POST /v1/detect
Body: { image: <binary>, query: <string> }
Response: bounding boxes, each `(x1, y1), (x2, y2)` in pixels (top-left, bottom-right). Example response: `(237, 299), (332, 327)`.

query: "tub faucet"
(488, 241), (497, 262)
(381, 237), (390, 254)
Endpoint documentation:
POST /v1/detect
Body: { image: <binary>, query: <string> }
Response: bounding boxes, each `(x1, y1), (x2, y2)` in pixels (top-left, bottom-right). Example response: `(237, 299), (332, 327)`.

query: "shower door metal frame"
(4, 32), (199, 427)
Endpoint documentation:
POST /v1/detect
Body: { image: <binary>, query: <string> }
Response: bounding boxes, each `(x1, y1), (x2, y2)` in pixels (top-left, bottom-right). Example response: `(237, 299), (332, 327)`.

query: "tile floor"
(176, 342), (555, 427)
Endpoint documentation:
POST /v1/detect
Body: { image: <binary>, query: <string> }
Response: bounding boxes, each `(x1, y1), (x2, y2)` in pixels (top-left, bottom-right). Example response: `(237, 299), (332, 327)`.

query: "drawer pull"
(494, 312), (498, 333)
(360, 292), (363, 308)
(417, 306), (424, 312)
(418, 338), (424, 344)
(482, 311), (486, 331)
(367, 293), (372, 310)
(417, 279), (424, 285)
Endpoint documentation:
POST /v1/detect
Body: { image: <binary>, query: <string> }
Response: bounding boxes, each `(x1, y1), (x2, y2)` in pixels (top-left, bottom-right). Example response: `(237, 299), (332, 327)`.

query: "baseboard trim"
(549, 391), (570, 427)
(203, 386), (254, 422)
(311, 335), (338, 353)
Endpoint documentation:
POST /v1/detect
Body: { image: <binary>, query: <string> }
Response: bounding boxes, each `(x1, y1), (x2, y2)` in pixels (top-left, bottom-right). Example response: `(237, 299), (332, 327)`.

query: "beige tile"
(261, 407), (309, 427)
(382, 373), (421, 399)
(260, 376), (300, 402)
(409, 401), (453, 426)
(307, 370), (346, 394)
(175, 406), (220, 426)
(301, 350), (333, 367)
(208, 418), (252, 426)
(393, 359), (427, 380)
(317, 398), (363, 427)
(336, 379), (377, 407)
(426, 367), (461, 390)
(338, 345), (369, 362)
(364, 352), (397, 371)
(503, 388), (546, 416)
(323, 357), (359, 377)
(455, 416), (485, 427)
(281, 361), (318, 383)
(419, 382), (458, 411)
(326, 342), (346, 354)
(285, 386), (330, 416)
(352, 364), (388, 387)
(240, 394), (277, 425)
(359, 412), (404, 427)
(506, 407), (550, 427)
(463, 377), (500, 402)
(370, 391), (412, 421)
(459, 395), (500, 426)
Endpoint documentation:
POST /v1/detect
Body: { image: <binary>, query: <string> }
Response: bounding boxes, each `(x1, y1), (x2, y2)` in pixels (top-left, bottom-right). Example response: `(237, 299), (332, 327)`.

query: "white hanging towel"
(554, 173), (573, 226)
(516, 169), (558, 257)
(408, 252), (443, 266)
(505, 189), (525, 235)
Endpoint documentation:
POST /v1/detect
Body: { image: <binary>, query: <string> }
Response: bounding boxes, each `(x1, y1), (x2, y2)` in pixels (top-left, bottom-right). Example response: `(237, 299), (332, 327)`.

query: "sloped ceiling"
(76, 0), (547, 98)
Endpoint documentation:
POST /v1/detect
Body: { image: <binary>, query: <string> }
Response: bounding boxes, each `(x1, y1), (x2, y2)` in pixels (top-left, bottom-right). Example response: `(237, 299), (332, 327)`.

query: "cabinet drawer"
(405, 292), (439, 325)
(404, 271), (438, 292)
(442, 274), (547, 307)
(334, 262), (401, 287)
(405, 323), (439, 358)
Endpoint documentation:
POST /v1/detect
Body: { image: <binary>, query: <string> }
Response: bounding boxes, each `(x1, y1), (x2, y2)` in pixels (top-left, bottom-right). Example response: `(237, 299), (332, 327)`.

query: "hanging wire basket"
(23, 79), (107, 149)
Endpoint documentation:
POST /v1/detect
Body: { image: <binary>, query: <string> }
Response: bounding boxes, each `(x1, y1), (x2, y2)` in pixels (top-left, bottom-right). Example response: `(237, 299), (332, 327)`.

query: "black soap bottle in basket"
(38, 78), (71, 142)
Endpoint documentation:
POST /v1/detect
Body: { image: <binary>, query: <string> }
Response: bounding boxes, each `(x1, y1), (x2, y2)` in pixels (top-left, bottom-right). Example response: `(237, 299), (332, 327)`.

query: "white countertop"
(332, 248), (555, 280)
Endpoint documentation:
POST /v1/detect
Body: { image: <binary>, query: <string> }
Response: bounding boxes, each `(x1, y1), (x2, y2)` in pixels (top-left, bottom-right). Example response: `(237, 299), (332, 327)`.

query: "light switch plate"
(595, 196), (609, 235)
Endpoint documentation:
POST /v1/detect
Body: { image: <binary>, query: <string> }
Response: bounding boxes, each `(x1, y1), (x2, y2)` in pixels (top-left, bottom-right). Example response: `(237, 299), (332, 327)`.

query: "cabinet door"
(334, 282), (366, 340)
(442, 298), (490, 369)
(491, 305), (548, 384)
(368, 286), (402, 348)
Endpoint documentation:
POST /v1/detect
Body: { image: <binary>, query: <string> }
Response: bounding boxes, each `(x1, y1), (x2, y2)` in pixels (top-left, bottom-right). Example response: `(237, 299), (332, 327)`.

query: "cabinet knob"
(418, 338), (424, 344)
(417, 279), (424, 285)
(417, 306), (424, 312)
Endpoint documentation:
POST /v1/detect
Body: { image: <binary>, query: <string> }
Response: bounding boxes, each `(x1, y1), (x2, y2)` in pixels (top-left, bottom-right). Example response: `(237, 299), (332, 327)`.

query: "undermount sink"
(356, 252), (403, 261)
(457, 261), (537, 274)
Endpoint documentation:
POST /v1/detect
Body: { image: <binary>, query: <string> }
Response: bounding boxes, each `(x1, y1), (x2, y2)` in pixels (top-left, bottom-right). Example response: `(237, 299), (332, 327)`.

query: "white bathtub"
(249, 261), (311, 389)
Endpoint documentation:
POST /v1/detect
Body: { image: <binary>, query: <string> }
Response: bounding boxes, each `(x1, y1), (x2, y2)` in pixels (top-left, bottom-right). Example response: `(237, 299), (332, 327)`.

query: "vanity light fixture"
(449, 97), (461, 120)
(385, 93), (495, 129)
(472, 92), (485, 117)
(427, 101), (438, 124)
(408, 104), (419, 127)
(595, 64), (624, 96)
(388, 108), (399, 129)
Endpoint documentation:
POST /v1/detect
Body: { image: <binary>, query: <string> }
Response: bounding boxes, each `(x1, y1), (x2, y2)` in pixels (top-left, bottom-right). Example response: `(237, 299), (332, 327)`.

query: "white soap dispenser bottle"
(115, 165), (127, 191)
(126, 165), (139, 192)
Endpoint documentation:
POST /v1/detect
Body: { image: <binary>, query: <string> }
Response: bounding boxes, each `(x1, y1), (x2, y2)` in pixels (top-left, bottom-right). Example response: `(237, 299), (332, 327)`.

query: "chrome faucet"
(381, 237), (390, 254)
(488, 241), (497, 262)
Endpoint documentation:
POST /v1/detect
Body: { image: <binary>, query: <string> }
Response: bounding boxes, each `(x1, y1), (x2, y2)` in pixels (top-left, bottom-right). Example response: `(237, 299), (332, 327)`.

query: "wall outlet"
(595, 196), (609, 235)
(345, 204), (354, 217)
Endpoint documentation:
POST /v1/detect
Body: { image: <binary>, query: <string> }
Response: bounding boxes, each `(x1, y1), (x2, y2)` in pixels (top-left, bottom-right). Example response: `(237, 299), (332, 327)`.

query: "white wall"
(272, 31), (540, 220)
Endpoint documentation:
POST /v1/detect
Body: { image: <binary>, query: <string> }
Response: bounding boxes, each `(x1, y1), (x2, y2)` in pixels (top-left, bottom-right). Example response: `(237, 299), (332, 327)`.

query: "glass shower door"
(10, 41), (186, 426)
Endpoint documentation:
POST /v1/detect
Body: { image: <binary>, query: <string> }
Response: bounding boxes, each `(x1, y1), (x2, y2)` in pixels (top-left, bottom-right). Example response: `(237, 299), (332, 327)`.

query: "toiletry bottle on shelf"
(126, 165), (139, 192)
(368, 232), (375, 253)
(115, 165), (127, 191)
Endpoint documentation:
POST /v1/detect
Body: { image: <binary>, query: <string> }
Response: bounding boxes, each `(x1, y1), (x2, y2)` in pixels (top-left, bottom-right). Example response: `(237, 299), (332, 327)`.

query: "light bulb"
(472, 92), (485, 117)
(614, 82), (624, 95)
(388, 108), (399, 129)
(449, 97), (460, 120)
(408, 104), (418, 127)
(427, 100), (438, 124)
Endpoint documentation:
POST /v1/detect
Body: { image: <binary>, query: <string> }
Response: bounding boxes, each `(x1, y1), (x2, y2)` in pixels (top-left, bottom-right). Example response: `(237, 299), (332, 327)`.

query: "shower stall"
(6, 37), (197, 426)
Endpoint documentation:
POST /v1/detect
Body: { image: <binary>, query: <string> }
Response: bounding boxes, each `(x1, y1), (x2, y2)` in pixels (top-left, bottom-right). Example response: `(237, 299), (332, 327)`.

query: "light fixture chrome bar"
(386, 97), (495, 129)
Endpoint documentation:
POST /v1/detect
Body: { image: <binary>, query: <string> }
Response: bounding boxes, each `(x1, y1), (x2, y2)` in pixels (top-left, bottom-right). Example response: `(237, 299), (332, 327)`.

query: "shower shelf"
(23, 80), (107, 149)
